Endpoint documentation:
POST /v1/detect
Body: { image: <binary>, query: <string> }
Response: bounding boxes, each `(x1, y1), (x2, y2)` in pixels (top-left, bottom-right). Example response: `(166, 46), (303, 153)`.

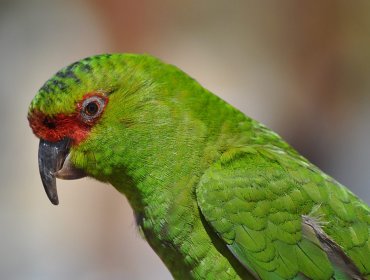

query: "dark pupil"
(85, 102), (99, 116)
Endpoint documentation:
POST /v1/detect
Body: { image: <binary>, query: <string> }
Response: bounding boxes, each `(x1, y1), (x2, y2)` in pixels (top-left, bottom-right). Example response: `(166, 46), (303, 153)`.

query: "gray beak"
(38, 138), (86, 205)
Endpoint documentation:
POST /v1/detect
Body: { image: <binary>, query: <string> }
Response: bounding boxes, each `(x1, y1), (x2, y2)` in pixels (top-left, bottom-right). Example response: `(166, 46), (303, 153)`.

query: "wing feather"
(196, 145), (370, 279)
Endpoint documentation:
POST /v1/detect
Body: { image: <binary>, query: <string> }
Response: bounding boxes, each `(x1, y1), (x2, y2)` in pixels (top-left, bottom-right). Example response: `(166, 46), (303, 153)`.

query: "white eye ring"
(80, 96), (106, 123)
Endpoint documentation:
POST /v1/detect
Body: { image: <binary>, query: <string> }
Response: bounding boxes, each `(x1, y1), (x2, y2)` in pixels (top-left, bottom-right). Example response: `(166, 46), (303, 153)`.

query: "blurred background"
(1, 0), (370, 279)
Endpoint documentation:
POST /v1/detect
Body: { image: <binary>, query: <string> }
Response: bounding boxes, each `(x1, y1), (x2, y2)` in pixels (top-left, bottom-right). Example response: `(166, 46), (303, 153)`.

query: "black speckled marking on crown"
(40, 59), (93, 94)
(55, 62), (81, 83)
(39, 54), (113, 95)
(93, 54), (112, 60)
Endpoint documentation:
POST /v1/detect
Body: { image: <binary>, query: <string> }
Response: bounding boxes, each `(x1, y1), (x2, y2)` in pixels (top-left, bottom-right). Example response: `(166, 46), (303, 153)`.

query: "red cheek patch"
(28, 111), (90, 144)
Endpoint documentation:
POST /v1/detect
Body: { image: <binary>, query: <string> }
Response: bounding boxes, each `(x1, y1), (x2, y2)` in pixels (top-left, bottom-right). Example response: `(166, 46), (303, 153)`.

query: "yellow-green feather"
(197, 145), (370, 279)
(29, 54), (370, 279)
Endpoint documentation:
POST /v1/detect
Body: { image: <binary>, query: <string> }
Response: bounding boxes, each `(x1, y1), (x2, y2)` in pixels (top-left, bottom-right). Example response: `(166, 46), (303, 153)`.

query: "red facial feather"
(28, 111), (90, 144)
(28, 93), (108, 144)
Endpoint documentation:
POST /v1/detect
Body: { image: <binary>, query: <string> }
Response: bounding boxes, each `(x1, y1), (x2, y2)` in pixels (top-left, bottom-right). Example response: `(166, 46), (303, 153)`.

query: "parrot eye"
(79, 95), (107, 123)
(85, 101), (99, 116)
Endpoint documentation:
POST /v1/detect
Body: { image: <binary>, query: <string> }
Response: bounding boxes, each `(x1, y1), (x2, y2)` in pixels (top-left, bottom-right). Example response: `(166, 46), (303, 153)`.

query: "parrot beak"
(38, 138), (86, 205)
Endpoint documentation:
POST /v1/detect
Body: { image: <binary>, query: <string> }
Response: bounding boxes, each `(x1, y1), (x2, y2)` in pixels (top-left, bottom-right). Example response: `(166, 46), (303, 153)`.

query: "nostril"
(43, 117), (56, 129)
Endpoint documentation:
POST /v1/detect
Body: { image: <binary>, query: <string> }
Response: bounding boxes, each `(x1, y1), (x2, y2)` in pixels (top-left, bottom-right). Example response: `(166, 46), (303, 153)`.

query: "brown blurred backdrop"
(1, 0), (370, 279)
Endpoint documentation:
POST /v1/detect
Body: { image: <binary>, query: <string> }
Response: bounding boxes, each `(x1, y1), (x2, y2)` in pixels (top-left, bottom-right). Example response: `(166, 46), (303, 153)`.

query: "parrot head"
(28, 54), (182, 205)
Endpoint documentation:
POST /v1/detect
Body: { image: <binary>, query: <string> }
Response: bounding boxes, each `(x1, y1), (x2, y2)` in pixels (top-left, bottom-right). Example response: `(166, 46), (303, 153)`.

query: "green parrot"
(28, 54), (370, 280)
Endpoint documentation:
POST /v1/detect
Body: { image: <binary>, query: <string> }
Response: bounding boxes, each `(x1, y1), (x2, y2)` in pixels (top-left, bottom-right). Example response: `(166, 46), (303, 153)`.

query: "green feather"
(29, 54), (370, 279)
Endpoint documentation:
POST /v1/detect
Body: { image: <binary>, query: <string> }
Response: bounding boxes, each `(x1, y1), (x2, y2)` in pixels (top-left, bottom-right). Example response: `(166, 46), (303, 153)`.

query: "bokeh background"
(1, 0), (370, 279)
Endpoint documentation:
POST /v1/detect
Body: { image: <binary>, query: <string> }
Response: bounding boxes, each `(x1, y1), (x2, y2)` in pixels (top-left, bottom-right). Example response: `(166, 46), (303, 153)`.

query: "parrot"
(28, 53), (370, 280)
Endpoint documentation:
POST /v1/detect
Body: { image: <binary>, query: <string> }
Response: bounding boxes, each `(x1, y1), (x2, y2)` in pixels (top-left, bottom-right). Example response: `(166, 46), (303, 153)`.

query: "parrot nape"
(28, 54), (370, 280)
